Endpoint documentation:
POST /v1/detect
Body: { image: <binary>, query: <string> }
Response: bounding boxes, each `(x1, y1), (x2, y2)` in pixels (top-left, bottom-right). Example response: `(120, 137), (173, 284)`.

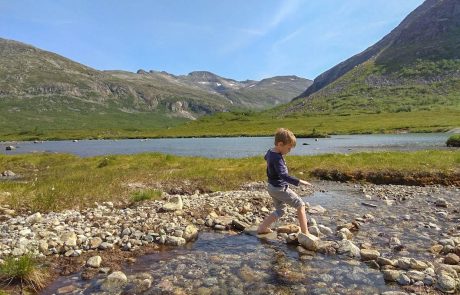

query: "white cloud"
(269, 0), (302, 29)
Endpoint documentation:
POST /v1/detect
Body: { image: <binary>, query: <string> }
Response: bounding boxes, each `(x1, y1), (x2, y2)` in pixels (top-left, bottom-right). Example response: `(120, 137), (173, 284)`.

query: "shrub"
(446, 134), (460, 147)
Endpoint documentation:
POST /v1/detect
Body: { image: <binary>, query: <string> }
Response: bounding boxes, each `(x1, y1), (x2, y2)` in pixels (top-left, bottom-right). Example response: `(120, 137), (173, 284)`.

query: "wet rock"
(364, 260), (380, 269)
(276, 224), (299, 234)
(406, 270), (425, 282)
(165, 236), (186, 246)
(214, 224), (226, 230)
(436, 272), (457, 293)
(337, 228), (353, 240)
(285, 233), (299, 244)
(196, 287), (212, 295)
(382, 269), (401, 282)
(317, 240), (338, 255)
(377, 257), (396, 267)
(183, 224), (198, 241)
(308, 226), (321, 237)
(444, 253), (460, 265)
(337, 240), (360, 258)
(360, 249), (380, 261)
(308, 205), (326, 214)
(317, 224), (333, 235)
(57, 284), (77, 294)
(431, 244), (444, 254)
(232, 219), (249, 231)
(298, 233), (319, 251)
(87, 255), (102, 268)
(435, 198), (448, 208)
(396, 257), (412, 270)
(437, 265), (459, 279)
(423, 275), (435, 286)
(101, 271), (128, 292)
(130, 273), (153, 293)
(409, 258), (429, 270)
(396, 273), (411, 285)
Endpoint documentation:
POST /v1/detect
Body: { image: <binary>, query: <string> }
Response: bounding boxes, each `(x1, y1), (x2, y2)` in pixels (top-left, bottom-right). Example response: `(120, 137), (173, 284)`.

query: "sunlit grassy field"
(0, 150), (458, 212)
(150, 109), (460, 138)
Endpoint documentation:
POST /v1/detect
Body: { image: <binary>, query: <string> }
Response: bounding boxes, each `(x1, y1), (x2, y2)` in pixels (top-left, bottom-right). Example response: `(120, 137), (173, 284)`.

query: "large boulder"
(298, 233), (319, 251)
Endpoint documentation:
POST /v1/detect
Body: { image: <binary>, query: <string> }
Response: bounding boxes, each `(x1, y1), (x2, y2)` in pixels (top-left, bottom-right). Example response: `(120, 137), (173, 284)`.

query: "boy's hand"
(299, 180), (313, 187)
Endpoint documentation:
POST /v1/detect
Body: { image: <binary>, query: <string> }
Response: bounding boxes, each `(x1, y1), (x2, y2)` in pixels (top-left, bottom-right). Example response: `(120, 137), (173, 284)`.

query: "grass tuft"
(0, 255), (49, 292)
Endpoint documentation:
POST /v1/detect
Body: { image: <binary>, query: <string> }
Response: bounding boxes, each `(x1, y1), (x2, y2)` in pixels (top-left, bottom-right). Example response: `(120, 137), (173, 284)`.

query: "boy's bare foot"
(257, 228), (274, 234)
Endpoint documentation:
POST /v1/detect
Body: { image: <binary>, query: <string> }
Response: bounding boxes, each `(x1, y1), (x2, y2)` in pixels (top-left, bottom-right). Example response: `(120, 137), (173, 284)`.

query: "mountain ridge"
(287, 0), (460, 115)
(0, 37), (311, 119)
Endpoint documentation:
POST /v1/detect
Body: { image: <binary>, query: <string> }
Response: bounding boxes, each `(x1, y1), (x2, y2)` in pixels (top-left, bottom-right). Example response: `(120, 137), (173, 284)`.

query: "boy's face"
(276, 142), (294, 155)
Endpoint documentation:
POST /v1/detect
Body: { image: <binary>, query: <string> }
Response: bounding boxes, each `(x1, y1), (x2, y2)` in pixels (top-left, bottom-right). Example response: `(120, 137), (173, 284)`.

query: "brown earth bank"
(312, 169), (460, 186)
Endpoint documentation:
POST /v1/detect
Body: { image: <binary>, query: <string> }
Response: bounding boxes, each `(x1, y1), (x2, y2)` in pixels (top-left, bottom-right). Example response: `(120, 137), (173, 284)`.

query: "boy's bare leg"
(297, 205), (309, 234)
(257, 212), (277, 234)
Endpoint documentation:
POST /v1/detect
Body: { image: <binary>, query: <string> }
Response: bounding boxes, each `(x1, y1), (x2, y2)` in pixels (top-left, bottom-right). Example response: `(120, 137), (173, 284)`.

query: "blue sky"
(1, 0), (424, 81)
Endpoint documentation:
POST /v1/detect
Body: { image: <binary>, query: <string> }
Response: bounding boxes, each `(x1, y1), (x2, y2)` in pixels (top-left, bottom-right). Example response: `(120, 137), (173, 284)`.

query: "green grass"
(0, 97), (188, 141)
(130, 189), (162, 203)
(0, 150), (458, 212)
(447, 134), (460, 147)
(283, 60), (460, 115)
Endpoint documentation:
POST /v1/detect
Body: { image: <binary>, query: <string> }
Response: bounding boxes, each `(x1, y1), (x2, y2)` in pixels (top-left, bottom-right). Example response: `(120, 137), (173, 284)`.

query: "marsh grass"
(149, 109), (460, 138)
(0, 150), (458, 212)
(0, 255), (49, 293)
(1, 109), (459, 141)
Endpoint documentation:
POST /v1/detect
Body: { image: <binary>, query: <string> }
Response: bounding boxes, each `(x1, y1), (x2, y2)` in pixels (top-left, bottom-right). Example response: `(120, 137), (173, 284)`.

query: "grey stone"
(87, 256), (102, 268)
(101, 271), (128, 292)
(337, 240), (360, 258)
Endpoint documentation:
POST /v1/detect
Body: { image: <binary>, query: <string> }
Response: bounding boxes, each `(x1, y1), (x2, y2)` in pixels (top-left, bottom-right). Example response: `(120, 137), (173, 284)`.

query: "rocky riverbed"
(1, 181), (459, 294)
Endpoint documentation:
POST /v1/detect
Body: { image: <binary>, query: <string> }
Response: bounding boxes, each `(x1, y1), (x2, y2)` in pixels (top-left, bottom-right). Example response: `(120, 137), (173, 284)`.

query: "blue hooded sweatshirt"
(264, 149), (300, 187)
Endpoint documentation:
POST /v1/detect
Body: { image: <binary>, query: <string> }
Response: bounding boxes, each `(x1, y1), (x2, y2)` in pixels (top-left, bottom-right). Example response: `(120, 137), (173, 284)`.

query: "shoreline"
(0, 128), (453, 142)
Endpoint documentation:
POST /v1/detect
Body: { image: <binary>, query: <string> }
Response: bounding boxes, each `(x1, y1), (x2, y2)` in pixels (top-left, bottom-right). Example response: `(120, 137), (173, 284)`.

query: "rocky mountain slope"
(287, 0), (460, 114)
(0, 38), (311, 120)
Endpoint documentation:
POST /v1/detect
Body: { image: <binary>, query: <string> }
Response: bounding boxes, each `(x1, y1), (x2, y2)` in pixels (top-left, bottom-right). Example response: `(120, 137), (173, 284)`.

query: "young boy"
(258, 128), (312, 235)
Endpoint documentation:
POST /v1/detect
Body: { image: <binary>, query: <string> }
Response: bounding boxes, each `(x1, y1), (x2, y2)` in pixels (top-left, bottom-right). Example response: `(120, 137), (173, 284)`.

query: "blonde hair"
(274, 128), (296, 146)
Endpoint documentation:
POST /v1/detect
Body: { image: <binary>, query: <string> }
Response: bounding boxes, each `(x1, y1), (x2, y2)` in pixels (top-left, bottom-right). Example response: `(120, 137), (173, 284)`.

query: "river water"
(40, 182), (460, 294)
(1, 133), (450, 158)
